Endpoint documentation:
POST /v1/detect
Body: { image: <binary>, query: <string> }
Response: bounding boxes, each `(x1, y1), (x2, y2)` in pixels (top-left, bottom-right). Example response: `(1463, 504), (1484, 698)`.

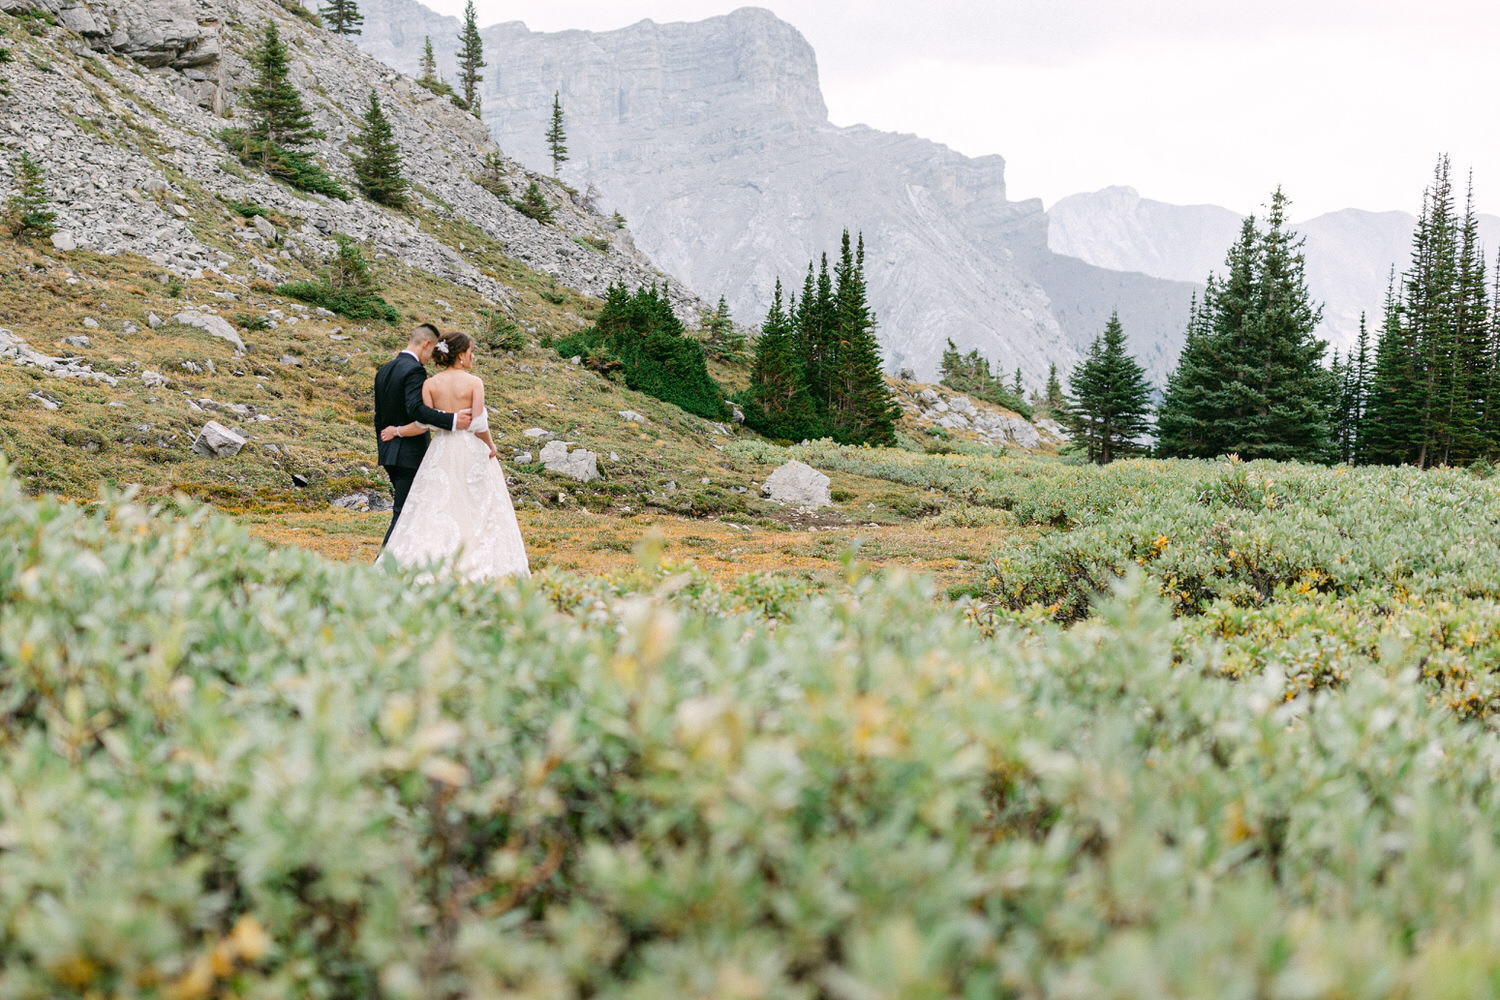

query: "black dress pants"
(382, 464), (418, 550)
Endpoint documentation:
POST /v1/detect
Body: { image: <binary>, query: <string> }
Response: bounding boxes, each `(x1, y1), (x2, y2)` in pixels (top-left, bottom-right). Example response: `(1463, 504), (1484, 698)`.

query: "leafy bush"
(478, 309), (525, 352)
(233, 312), (272, 331)
(224, 198), (267, 219)
(12, 459), (1500, 996)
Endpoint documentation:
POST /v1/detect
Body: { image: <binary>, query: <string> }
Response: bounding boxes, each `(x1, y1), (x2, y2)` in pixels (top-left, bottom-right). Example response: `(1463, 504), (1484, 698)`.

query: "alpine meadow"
(5, 0), (1500, 997)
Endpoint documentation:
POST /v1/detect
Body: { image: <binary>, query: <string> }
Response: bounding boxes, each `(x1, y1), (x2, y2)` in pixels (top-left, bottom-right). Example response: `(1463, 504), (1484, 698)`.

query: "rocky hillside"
(1049, 186), (1500, 352)
(0, 0), (696, 313)
(357, 2), (1197, 387)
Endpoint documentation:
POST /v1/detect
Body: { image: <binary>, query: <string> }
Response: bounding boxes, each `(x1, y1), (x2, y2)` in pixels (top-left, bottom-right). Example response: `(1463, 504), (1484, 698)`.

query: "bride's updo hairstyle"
(431, 331), (473, 368)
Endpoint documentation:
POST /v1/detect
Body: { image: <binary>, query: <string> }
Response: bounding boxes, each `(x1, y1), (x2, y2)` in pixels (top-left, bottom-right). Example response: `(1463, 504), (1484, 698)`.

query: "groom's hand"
(454, 408), (473, 430)
(380, 426), (400, 442)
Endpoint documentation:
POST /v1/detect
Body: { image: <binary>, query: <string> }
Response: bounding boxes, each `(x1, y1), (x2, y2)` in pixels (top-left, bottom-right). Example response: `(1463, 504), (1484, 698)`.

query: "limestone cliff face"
(358, 2), (1194, 384)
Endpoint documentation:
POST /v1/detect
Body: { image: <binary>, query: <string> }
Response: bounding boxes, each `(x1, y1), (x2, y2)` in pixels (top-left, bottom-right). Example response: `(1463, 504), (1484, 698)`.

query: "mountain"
(1049, 186), (1500, 352)
(356, 3), (1197, 386)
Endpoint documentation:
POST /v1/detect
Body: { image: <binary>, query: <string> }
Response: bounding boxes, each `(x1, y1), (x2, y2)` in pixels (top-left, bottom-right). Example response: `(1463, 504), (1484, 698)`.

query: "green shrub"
(514, 180), (553, 224)
(555, 283), (724, 421)
(276, 235), (398, 323)
(11, 458), (1500, 996)
(219, 130), (350, 200)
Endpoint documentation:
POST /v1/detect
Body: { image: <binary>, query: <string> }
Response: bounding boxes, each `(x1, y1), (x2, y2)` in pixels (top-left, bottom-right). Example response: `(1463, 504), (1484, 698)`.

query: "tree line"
(1057, 158), (1500, 469)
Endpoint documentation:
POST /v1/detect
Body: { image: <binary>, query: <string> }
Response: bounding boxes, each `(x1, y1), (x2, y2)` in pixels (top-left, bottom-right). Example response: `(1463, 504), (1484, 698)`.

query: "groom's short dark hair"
(409, 323), (440, 346)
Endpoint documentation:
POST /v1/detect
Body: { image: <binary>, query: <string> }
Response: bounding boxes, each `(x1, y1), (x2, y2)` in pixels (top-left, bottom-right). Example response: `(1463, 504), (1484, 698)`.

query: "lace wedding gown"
(379, 411), (531, 582)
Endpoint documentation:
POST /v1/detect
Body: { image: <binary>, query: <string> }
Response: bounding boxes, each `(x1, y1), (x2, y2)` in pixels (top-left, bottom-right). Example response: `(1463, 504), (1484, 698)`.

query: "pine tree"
(1156, 190), (1333, 461)
(1011, 368), (1023, 395)
(546, 91), (569, 178)
(349, 89), (407, 208)
(826, 231), (897, 445)
(456, 0), (485, 118)
(700, 295), (745, 360)
(741, 279), (823, 441)
(796, 255), (838, 412)
(1066, 312), (1154, 464)
(419, 36), (438, 84)
(515, 180), (553, 224)
(241, 21), (325, 160)
(5, 152), (56, 241)
(1043, 362), (1064, 411)
(318, 0), (362, 35)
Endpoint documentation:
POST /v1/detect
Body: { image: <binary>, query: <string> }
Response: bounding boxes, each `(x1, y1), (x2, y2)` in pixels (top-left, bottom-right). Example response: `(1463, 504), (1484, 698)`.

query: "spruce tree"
(1043, 362), (1064, 411)
(1066, 311), (1154, 464)
(318, 0), (362, 35)
(456, 0), (485, 118)
(349, 89), (407, 208)
(241, 21), (325, 161)
(700, 295), (744, 360)
(1011, 368), (1023, 395)
(419, 36), (438, 84)
(742, 279), (822, 441)
(546, 91), (569, 178)
(515, 180), (553, 224)
(1156, 190), (1333, 461)
(5, 152), (56, 241)
(826, 232), (897, 445)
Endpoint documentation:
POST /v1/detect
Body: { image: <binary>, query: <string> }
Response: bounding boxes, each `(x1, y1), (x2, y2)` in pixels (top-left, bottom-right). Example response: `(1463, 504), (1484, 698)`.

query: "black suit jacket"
(373, 352), (456, 469)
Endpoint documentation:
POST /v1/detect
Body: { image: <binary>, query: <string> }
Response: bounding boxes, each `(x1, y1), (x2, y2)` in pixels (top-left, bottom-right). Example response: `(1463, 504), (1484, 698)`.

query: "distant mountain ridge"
(1049, 187), (1500, 352)
(356, 2), (1197, 385)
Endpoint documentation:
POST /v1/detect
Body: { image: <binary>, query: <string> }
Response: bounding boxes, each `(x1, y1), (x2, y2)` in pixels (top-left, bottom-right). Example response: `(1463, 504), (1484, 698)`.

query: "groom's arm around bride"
(373, 323), (473, 549)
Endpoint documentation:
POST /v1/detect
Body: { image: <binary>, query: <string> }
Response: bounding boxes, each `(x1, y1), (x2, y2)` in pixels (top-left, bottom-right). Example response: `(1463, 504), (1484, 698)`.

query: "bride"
(378, 331), (531, 582)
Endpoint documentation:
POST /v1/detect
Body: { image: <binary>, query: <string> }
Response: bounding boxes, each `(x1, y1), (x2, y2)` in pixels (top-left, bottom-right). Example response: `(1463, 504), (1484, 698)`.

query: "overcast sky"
(424, 0), (1499, 220)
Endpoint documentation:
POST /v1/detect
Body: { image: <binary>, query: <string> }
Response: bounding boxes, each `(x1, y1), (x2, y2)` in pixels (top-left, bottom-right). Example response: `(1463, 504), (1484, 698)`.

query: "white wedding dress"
(379, 411), (531, 582)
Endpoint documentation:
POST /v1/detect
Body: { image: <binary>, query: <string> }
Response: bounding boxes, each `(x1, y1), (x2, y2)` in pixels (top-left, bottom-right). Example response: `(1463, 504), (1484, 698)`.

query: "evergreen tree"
(1043, 362), (1065, 411)
(826, 231), (897, 445)
(1362, 272), (1420, 464)
(796, 255), (838, 412)
(1156, 190), (1333, 461)
(741, 279), (823, 441)
(699, 295), (745, 360)
(4, 151), (56, 241)
(349, 89), (407, 208)
(1011, 368), (1023, 395)
(515, 180), (553, 224)
(241, 21), (325, 160)
(546, 91), (569, 178)
(553, 283), (724, 420)
(1066, 312), (1154, 464)
(419, 36), (438, 84)
(456, 0), (485, 118)
(318, 0), (362, 35)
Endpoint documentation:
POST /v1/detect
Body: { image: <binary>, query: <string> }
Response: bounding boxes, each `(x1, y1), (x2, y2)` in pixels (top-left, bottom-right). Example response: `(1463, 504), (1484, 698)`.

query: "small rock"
(512, 451), (532, 464)
(82, 317), (99, 329)
(618, 410), (646, 423)
(570, 355), (582, 365)
(252, 215), (276, 241)
(181, 360), (202, 374)
(62, 336), (91, 348)
(190, 420), (246, 458)
(27, 392), (59, 410)
(291, 473), (309, 488)
(50, 231), (77, 252)
(522, 427), (552, 439)
(731, 404), (745, 425)
(279, 354), (301, 367)
(147, 313), (162, 329)
(762, 460), (833, 508)
(609, 451), (619, 461)
(141, 370), (168, 388)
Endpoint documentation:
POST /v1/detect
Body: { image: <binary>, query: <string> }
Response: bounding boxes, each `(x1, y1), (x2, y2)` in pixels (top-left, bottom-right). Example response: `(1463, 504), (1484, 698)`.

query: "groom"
(373, 323), (472, 548)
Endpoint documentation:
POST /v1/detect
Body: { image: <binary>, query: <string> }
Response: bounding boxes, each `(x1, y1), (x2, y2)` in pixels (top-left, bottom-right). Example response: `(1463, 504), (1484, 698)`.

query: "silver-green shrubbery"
(6, 455), (1500, 997)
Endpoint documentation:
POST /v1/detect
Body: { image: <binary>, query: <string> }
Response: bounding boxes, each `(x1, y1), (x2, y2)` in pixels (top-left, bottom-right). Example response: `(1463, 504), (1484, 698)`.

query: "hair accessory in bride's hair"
(434, 340), (450, 355)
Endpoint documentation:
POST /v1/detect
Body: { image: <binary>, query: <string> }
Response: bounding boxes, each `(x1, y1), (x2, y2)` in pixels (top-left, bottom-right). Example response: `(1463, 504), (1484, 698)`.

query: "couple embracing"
(372, 323), (530, 581)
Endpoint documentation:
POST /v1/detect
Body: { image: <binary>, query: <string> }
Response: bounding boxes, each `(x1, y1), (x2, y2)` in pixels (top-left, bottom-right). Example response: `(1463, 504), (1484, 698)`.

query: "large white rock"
(191, 420), (246, 458)
(761, 459), (832, 508)
(50, 231), (77, 251)
(539, 440), (599, 482)
(174, 311), (246, 352)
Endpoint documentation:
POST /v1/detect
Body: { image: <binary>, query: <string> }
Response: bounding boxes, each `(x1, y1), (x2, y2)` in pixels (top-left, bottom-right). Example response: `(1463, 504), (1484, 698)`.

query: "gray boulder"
(174, 311), (246, 352)
(539, 439), (600, 482)
(761, 459), (832, 508)
(332, 491), (393, 512)
(190, 420), (246, 458)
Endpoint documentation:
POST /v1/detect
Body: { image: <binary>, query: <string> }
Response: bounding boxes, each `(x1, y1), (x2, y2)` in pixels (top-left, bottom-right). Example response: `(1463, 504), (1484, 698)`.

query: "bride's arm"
(380, 421), (423, 442)
(472, 378), (498, 460)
